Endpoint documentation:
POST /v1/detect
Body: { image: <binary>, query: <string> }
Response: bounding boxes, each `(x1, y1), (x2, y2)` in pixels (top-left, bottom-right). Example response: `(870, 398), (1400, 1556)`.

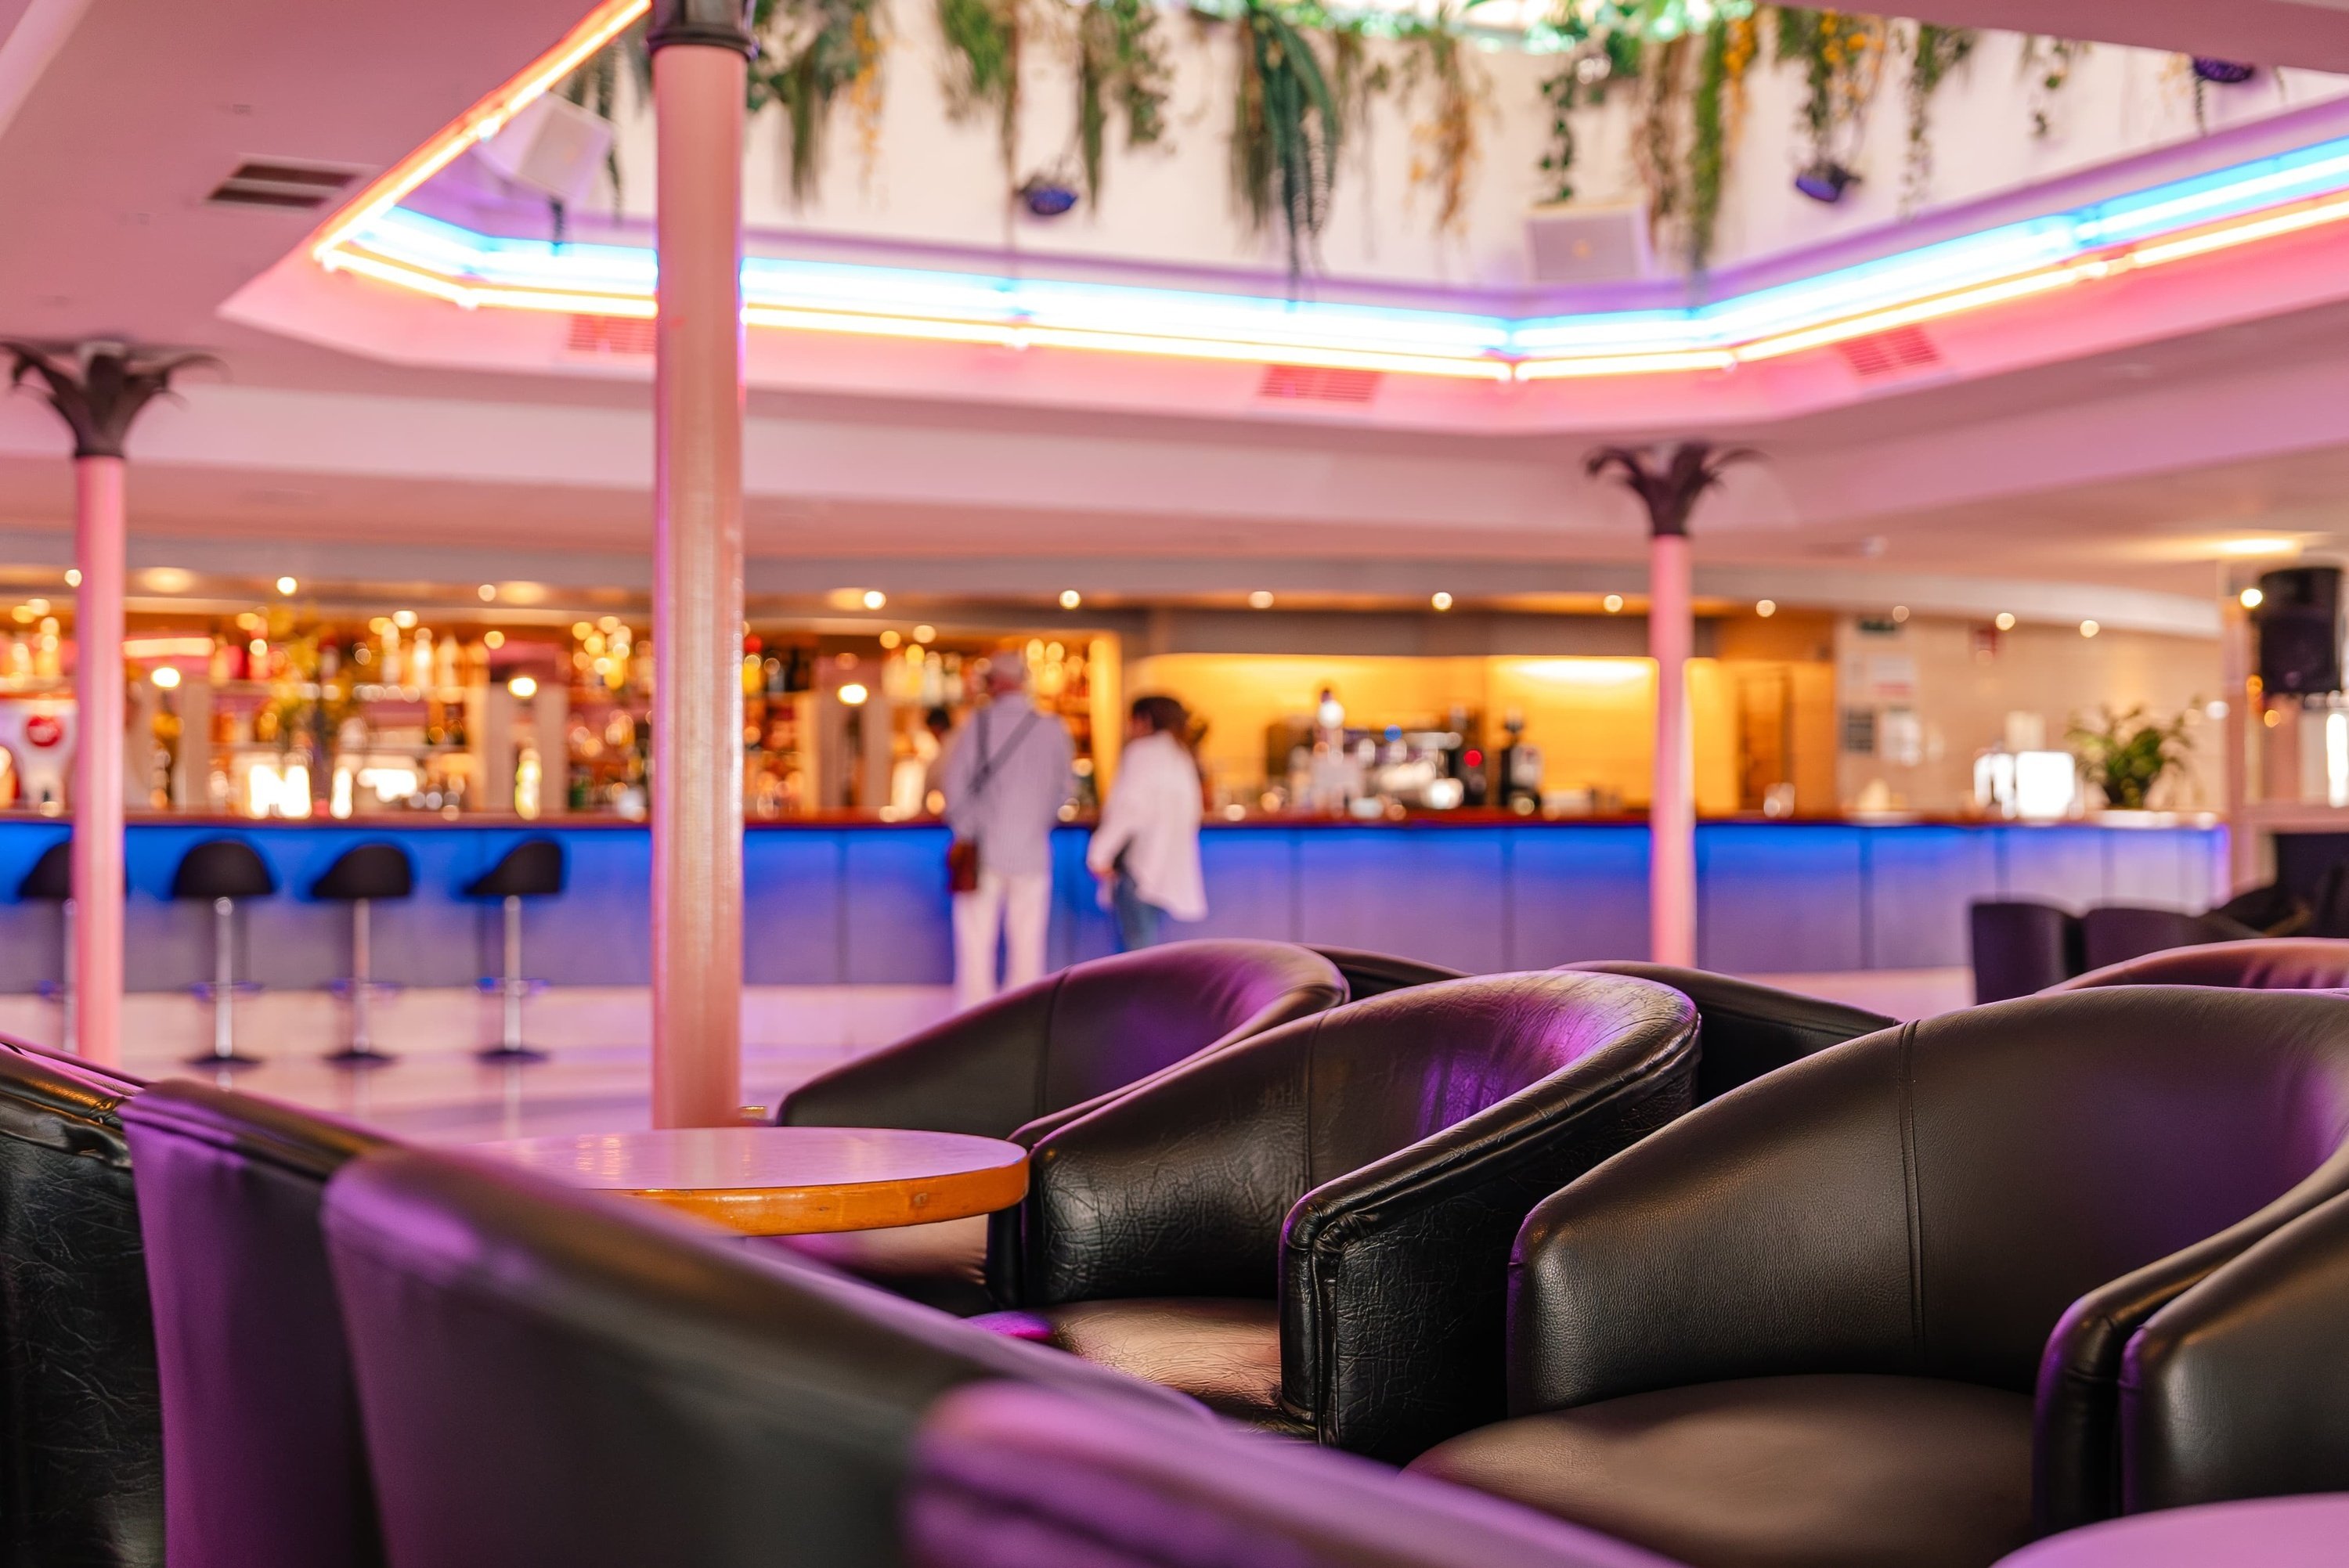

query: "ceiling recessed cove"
(207, 160), (362, 211)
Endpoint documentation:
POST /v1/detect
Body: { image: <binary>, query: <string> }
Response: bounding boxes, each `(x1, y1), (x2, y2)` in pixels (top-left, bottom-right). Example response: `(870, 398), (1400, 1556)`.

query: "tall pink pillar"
(1648, 531), (1696, 967)
(73, 456), (125, 1064)
(5, 341), (208, 1066)
(648, 2), (752, 1129)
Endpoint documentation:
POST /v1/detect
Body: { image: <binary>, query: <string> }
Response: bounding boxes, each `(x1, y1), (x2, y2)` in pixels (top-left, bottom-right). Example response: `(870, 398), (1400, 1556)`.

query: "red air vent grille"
(1258, 364), (1382, 404)
(567, 314), (657, 355)
(1835, 324), (1944, 379)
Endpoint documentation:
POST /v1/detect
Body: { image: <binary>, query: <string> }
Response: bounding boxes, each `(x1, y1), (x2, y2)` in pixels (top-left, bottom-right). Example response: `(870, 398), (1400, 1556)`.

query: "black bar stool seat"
(312, 844), (416, 1069)
(467, 839), (564, 1062)
(174, 839), (276, 1067)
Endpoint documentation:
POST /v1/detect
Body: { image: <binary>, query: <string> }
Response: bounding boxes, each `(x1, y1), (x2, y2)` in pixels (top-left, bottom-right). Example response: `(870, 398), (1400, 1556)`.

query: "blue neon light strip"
(347, 129), (2349, 370)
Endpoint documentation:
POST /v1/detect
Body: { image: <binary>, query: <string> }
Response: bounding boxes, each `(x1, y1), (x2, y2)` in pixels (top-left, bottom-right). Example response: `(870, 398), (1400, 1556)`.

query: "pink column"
(74, 455), (126, 1065)
(649, 24), (749, 1128)
(1649, 529), (1696, 968)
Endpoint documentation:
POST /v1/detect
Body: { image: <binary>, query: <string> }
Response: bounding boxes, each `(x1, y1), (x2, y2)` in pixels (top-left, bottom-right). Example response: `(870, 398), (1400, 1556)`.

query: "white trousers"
(953, 869), (1050, 1010)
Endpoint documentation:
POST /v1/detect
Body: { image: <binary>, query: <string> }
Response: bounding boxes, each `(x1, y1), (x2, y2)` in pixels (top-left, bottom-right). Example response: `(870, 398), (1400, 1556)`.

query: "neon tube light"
(305, 0), (2349, 381)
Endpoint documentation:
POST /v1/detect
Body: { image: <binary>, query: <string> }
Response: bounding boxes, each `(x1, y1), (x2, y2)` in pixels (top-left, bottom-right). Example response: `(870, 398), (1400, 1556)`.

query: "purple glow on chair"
(1994, 1494), (2349, 1566)
(906, 1382), (1690, 1568)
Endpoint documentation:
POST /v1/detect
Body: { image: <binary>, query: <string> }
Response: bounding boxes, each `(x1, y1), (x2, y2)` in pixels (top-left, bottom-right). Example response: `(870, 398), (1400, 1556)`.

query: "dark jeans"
(1112, 874), (1166, 951)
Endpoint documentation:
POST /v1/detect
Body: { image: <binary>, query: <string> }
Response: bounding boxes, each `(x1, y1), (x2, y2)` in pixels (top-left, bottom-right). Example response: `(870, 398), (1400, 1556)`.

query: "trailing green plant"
(1683, 11), (1756, 272)
(1399, 2), (1488, 234)
(750, 0), (887, 204)
(939, 0), (1023, 177)
(1231, 0), (1342, 276)
(1902, 21), (1975, 211)
(1773, 7), (1885, 173)
(1326, 16), (1393, 154)
(2069, 704), (2194, 811)
(2021, 34), (2087, 138)
(1634, 31), (1691, 240)
(1073, 0), (1173, 207)
(1537, 20), (1640, 204)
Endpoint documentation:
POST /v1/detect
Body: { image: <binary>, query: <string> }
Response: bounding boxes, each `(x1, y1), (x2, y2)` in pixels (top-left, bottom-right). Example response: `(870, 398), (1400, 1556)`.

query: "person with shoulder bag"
(936, 658), (1075, 1008)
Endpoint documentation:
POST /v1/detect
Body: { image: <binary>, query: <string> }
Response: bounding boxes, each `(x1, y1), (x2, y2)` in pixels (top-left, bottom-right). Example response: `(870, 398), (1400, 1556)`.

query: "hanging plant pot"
(1794, 159), (1858, 204)
(2191, 58), (2257, 85)
(1016, 175), (1080, 217)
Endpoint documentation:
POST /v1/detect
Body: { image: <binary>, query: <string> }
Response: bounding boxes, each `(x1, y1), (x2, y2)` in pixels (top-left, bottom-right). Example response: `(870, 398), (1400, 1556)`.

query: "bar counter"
(0, 813), (2226, 995)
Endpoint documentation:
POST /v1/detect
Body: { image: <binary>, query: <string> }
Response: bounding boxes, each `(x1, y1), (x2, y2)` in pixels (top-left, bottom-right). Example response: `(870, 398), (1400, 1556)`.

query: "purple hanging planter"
(2192, 58), (2257, 85)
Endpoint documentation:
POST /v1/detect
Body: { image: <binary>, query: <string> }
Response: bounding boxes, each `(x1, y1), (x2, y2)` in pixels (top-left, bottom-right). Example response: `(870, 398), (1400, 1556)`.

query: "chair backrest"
(1972, 899), (2085, 1002)
(171, 838), (277, 900)
(16, 839), (70, 901)
(1312, 946), (1469, 1000)
(906, 1382), (1687, 1568)
(779, 939), (1346, 1142)
(324, 1146), (1206, 1568)
(2080, 905), (2260, 975)
(120, 1083), (393, 1568)
(0, 1040), (161, 1566)
(1506, 988), (2349, 1528)
(2051, 938), (2349, 993)
(1564, 961), (1893, 1101)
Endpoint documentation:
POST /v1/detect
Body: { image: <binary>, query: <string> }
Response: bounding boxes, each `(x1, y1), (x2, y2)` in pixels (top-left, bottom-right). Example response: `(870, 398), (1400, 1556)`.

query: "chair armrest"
(2033, 1147), (2349, 1530)
(2118, 1186), (2349, 1512)
(779, 985), (1055, 1138)
(1279, 1031), (1695, 1462)
(990, 1015), (1324, 1308)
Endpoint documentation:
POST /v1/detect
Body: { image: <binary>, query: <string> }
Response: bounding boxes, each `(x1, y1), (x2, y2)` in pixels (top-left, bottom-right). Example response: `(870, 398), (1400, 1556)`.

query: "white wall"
(532, 7), (2347, 290)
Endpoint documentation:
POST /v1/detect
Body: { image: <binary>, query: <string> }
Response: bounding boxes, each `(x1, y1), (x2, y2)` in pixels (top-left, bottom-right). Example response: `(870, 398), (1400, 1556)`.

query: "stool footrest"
(189, 981), (265, 1001)
(327, 978), (407, 1000)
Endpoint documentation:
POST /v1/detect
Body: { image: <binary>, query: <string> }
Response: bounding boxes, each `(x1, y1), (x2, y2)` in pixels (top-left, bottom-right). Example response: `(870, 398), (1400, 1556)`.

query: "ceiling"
(5, 0), (2349, 622)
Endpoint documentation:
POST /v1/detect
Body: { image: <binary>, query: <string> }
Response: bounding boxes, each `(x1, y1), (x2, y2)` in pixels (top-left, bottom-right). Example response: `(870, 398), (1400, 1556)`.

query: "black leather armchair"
(0, 1038), (160, 1567)
(907, 1381), (1687, 1568)
(323, 1146), (1204, 1568)
(1972, 899), (2086, 1001)
(1561, 962), (1893, 1103)
(121, 1083), (393, 1568)
(1411, 988), (2349, 1568)
(981, 971), (1699, 1462)
(2120, 1184), (2349, 1512)
(1310, 947), (1468, 999)
(2049, 937), (2349, 993)
(778, 940), (1344, 1313)
(2080, 906), (2261, 973)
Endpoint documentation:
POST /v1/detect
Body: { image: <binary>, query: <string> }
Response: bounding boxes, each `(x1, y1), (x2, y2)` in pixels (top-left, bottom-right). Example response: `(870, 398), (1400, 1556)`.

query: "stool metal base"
(326, 1044), (397, 1068)
(474, 1044), (550, 1064)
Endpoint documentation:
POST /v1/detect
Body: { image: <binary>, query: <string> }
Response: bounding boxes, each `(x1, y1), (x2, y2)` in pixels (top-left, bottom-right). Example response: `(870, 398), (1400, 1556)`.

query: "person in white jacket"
(1088, 695), (1207, 950)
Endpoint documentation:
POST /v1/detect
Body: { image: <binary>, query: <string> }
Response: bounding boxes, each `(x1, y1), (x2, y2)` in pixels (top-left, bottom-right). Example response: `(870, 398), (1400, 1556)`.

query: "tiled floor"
(0, 967), (1969, 1144)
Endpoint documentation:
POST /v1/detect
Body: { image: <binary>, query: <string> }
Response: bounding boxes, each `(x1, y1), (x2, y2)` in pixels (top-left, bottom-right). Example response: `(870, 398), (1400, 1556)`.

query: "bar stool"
(171, 838), (276, 1066)
(311, 842), (414, 1067)
(467, 838), (563, 1062)
(17, 841), (73, 1048)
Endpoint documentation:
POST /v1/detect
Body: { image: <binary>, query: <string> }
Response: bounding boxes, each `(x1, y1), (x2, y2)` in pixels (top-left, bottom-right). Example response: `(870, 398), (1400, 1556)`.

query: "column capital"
(3, 339), (215, 460)
(1585, 441), (1758, 539)
(648, 0), (756, 56)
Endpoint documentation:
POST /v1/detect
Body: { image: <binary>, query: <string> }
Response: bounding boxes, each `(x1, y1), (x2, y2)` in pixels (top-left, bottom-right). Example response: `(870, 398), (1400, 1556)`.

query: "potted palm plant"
(2069, 704), (2195, 813)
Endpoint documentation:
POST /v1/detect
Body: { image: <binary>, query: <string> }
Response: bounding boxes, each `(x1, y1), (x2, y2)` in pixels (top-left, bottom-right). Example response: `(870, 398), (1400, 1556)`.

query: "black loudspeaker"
(2257, 566), (2344, 697)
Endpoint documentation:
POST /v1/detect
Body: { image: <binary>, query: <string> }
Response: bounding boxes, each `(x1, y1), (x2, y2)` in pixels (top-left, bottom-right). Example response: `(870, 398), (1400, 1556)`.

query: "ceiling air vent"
(206, 160), (362, 210)
(1835, 324), (1944, 380)
(567, 315), (656, 356)
(1258, 364), (1381, 404)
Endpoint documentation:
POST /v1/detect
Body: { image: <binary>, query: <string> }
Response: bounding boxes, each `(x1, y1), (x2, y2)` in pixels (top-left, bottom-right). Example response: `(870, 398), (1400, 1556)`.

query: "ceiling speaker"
(475, 95), (615, 208)
(1525, 201), (1653, 286)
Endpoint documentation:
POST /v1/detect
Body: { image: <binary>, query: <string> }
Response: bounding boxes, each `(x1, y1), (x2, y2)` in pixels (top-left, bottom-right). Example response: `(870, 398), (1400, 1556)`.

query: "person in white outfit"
(939, 659), (1074, 1009)
(1088, 694), (1207, 950)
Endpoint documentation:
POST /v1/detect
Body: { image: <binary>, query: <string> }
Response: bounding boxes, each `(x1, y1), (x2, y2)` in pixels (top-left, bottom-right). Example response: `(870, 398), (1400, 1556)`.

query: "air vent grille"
(1258, 364), (1381, 404)
(206, 160), (362, 211)
(1835, 324), (1944, 379)
(567, 315), (657, 355)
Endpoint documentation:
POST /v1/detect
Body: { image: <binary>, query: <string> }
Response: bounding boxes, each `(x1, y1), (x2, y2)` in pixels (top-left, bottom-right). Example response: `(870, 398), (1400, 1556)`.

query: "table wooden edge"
(619, 1157), (1030, 1235)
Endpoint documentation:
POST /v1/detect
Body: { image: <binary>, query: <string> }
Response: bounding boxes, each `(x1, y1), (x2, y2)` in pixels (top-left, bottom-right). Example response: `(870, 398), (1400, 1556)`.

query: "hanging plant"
(1539, 5), (1644, 204)
(1230, 0), (1342, 277)
(1400, 2), (1489, 235)
(1633, 31), (1691, 240)
(1774, 8), (1885, 177)
(1326, 17), (1393, 153)
(1902, 21), (1975, 211)
(1072, 0), (1172, 207)
(1683, 11), (1755, 272)
(939, 0), (1023, 178)
(2021, 34), (2087, 139)
(750, 0), (887, 204)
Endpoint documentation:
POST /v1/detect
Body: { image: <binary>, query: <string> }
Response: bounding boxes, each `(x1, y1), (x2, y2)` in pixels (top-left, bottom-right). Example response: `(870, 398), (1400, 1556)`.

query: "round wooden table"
(471, 1126), (1028, 1237)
